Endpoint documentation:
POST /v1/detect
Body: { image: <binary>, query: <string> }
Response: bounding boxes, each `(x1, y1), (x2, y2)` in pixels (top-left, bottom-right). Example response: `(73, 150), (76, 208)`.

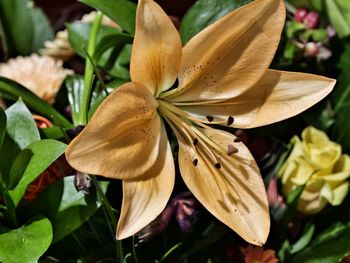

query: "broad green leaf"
(79, 0), (136, 35)
(8, 149), (32, 190)
(0, 134), (20, 183)
(5, 99), (40, 150)
(30, 176), (109, 242)
(180, 0), (252, 44)
(291, 223), (350, 263)
(0, 217), (53, 263)
(8, 139), (66, 207)
(0, 108), (6, 149)
(53, 178), (109, 242)
(0, 77), (73, 128)
(0, 0), (53, 57)
(66, 75), (84, 126)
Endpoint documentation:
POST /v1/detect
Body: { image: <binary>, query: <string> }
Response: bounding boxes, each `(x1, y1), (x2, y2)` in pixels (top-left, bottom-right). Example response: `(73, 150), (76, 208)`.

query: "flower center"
(157, 99), (239, 168)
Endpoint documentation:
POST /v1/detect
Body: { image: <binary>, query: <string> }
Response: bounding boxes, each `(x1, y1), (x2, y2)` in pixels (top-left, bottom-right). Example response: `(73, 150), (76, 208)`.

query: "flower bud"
(294, 8), (308, 23)
(74, 172), (92, 194)
(304, 42), (319, 58)
(303, 11), (319, 29)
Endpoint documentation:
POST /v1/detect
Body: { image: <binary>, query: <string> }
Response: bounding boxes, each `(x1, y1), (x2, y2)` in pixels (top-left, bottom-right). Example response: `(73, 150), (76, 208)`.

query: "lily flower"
(66, 0), (335, 245)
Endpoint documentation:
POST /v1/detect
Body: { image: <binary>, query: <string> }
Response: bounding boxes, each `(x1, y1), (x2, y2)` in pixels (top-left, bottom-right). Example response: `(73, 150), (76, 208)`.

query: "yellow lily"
(66, 0), (336, 245)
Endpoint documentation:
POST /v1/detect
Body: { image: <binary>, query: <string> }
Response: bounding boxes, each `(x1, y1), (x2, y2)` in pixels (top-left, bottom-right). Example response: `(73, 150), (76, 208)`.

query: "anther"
(227, 144), (238, 156)
(234, 137), (242, 143)
(215, 163), (221, 169)
(193, 138), (198, 146)
(206, 116), (214, 122)
(192, 159), (198, 166)
(227, 116), (234, 126)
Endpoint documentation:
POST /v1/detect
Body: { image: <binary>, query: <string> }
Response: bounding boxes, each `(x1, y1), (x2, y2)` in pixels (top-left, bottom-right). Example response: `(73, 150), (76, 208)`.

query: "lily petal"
(116, 120), (175, 239)
(131, 0), (182, 96)
(175, 70), (335, 128)
(66, 82), (162, 179)
(163, 0), (285, 102)
(170, 120), (269, 245)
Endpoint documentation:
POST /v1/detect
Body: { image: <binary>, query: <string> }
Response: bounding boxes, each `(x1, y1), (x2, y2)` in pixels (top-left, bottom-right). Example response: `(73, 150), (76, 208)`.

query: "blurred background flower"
(280, 126), (350, 214)
(0, 54), (72, 104)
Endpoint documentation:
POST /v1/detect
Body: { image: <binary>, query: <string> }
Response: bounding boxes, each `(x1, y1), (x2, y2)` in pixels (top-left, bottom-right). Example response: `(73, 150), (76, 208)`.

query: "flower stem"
(79, 11), (103, 125)
(90, 176), (124, 261)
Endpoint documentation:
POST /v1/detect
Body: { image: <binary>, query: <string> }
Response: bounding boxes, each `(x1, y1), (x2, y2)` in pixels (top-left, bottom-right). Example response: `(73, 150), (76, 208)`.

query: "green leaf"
(8, 149), (33, 190)
(291, 223), (350, 263)
(0, 108), (6, 149)
(284, 42), (301, 60)
(0, 134), (20, 184)
(0, 77), (73, 128)
(290, 223), (315, 254)
(79, 0), (136, 35)
(5, 99), (40, 150)
(65, 75), (84, 126)
(0, 217), (53, 263)
(332, 44), (350, 151)
(8, 139), (66, 207)
(53, 176), (108, 242)
(180, 0), (252, 44)
(286, 21), (306, 38)
(67, 23), (132, 79)
(324, 0), (350, 39)
(0, 0), (53, 56)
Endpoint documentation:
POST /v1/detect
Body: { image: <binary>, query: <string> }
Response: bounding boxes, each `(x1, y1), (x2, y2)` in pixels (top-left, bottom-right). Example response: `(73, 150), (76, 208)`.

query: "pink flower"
(240, 245), (278, 263)
(267, 178), (286, 209)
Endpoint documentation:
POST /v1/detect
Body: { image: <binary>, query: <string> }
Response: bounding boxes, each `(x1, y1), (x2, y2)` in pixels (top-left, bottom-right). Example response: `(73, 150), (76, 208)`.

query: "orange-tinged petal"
(163, 0), (285, 102)
(116, 121), (175, 239)
(66, 82), (162, 179)
(168, 119), (269, 245)
(175, 70), (335, 128)
(131, 0), (182, 96)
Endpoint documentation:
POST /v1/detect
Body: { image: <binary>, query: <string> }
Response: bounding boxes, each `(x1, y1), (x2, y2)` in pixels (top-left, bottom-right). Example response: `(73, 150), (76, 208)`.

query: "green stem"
(90, 176), (124, 261)
(79, 12), (103, 125)
(132, 235), (139, 263)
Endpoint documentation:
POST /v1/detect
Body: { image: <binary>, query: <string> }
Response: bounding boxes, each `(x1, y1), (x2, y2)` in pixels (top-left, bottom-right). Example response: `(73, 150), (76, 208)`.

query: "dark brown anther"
(234, 137), (242, 143)
(227, 144), (238, 156)
(193, 138), (198, 146)
(192, 159), (198, 166)
(206, 116), (214, 122)
(227, 116), (234, 126)
(215, 163), (221, 169)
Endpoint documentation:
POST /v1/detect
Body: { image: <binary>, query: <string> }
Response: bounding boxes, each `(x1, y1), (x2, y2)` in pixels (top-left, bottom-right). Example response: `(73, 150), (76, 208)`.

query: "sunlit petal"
(163, 0), (285, 102)
(166, 115), (269, 245)
(66, 82), (162, 179)
(116, 121), (175, 239)
(175, 70), (335, 128)
(131, 0), (182, 96)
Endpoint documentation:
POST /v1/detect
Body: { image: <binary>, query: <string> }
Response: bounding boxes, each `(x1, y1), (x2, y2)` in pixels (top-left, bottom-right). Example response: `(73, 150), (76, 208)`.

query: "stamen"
(227, 144), (238, 156)
(215, 163), (221, 169)
(206, 116), (214, 122)
(192, 159), (198, 166)
(234, 138), (242, 142)
(227, 116), (234, 126)
(193, 138), (198, 146)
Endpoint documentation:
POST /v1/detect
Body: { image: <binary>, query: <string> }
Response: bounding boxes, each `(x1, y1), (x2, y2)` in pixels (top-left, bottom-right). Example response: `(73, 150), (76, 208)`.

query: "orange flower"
(240, 245), (278, 263)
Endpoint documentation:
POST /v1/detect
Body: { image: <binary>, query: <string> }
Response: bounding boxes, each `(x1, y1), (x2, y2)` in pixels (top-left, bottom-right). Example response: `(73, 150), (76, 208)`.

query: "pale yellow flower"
(0, 54), (72, 104)
(66, 0), (335, 244)
(280, 126), (350, 214)
(40, 11), (120, 61)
